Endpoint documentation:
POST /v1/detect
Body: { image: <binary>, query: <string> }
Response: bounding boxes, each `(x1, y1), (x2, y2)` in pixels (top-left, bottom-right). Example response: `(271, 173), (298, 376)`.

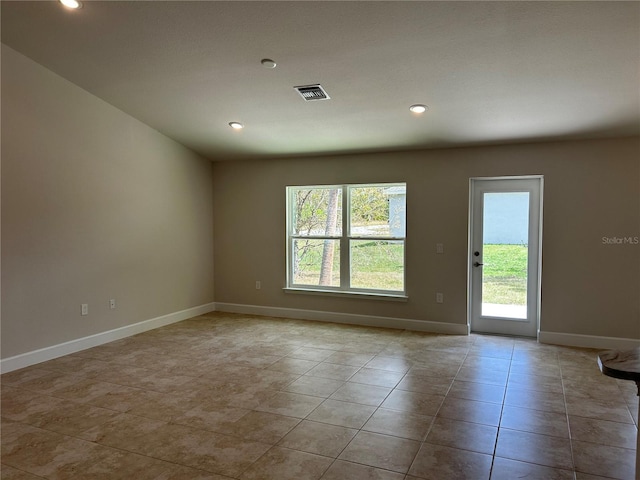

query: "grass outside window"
(482, 244), (528, 305)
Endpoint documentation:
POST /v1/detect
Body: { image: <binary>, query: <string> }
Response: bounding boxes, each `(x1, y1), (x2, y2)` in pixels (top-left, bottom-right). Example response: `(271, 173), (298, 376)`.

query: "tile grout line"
(488, 341), (514, 480)
(557, 352), (580, 480)
(312, 337), (400, 479)
(404, 335), (475, 478)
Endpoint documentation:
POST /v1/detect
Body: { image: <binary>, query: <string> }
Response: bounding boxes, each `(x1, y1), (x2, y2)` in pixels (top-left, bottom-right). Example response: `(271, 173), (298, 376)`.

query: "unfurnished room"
(1, 1), (639, 479)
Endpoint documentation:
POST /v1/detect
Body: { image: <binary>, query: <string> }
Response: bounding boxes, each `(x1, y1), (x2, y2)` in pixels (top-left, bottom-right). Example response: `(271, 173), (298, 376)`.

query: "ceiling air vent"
(294, 84), (330, 101)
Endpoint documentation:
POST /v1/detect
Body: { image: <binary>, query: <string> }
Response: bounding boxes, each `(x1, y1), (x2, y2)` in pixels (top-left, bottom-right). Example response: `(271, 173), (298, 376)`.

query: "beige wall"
(2, 44), (638, 363)
(213, 137), (640, 340)
(1, 45), (215, 359)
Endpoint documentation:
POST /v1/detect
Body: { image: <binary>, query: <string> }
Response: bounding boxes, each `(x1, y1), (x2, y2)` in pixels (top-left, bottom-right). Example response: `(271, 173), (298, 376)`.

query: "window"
(286, 183), (406, 296)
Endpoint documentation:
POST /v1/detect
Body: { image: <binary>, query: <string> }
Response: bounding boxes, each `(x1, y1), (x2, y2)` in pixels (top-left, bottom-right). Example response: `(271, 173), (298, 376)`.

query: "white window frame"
(285, 183), (407, 299)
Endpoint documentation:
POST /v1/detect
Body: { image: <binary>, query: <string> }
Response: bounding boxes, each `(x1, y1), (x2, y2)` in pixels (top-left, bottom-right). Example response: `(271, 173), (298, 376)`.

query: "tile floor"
(1, 312), (638, 479)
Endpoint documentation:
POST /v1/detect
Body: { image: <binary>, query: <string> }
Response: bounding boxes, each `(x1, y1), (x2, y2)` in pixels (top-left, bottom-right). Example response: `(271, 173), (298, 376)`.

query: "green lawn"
(351, 241), (404, 290)
(294, 241), (528, 301)
(294, 240), (404, 290)
(482, 244), (528, 305)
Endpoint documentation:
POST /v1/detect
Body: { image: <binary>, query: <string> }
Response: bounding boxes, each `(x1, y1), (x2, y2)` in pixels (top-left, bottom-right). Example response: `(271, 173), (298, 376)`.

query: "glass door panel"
(469, 177), (542, 338)
(481, 192), (529, 320)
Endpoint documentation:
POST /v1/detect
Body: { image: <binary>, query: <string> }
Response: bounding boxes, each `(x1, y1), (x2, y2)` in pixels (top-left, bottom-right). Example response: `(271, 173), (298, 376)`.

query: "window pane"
(481, 192), (529, 319)
(350, 185), (405, 237)
(293, 188), (342, 237)
(350, 240), (404, 291)
(292, 239), (340, 287)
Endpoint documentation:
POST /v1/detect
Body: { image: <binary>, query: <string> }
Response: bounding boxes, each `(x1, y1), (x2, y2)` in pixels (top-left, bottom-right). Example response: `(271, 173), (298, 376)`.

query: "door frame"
(467, 175), (544, 338)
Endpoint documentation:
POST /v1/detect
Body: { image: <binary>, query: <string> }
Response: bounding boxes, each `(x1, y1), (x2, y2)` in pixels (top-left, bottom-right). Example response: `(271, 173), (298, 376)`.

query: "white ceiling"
(2, 1), (639, 161)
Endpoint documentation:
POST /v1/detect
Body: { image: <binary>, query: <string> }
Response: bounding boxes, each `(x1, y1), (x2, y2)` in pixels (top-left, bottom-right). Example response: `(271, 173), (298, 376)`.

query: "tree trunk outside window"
(319, 188), (339, 285)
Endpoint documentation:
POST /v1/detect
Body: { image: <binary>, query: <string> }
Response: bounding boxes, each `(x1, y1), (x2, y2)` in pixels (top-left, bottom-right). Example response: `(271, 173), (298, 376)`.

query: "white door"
(469, 177), (543, 337)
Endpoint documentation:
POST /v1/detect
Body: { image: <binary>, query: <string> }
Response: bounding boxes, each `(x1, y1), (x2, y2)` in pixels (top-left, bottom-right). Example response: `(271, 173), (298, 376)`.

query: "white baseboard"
(6, 302), (631, 374)
(214, 302), (469, 335)
(539, 330), (640, 351)
(216, 303), (638, 351)
(0, 302), (216, 374)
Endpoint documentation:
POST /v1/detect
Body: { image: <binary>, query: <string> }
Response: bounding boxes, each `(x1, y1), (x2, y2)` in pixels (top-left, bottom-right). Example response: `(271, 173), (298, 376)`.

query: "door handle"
(473, 262), (484, 267)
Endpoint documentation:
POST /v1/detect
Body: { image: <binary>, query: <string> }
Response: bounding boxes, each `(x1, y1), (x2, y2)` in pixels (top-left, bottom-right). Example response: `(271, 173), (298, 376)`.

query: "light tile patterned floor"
(1, 312), (638, 479)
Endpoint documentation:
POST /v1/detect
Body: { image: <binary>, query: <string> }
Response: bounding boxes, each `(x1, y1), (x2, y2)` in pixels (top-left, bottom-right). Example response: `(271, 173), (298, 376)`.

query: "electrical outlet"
(81, 304), (89, 315)
(436, 293), (444, 304)
(436, 243), (444, 254)
(109, 299), (116, 309)
(256, 281), (261, 290)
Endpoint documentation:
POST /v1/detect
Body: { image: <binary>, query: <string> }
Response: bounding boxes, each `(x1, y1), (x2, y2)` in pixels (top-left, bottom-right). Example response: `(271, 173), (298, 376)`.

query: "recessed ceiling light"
(261, 59), (277, 69)
(59, 0), (82, 9)
(229, 122), (244, 130)
(409, 104), (428, 114)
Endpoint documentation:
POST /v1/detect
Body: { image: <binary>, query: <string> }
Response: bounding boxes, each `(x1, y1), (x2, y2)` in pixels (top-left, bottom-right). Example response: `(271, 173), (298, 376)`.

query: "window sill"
(283, 287), (408, 302)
